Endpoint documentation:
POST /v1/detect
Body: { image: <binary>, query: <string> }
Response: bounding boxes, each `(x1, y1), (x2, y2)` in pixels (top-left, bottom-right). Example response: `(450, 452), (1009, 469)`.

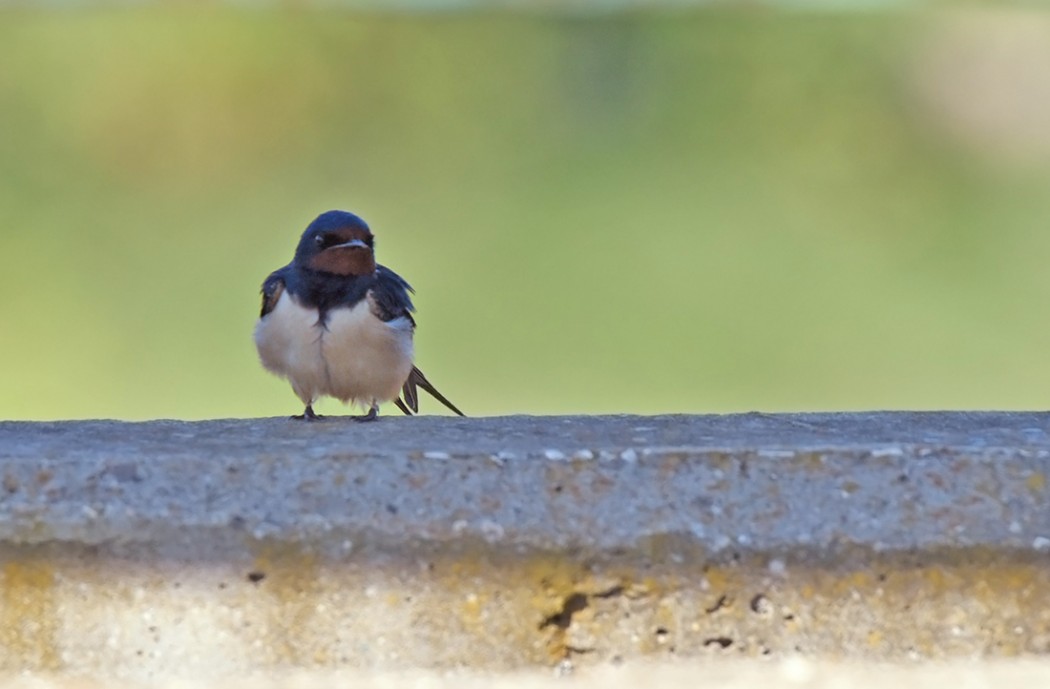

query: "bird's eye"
(314, 235), (325, 247)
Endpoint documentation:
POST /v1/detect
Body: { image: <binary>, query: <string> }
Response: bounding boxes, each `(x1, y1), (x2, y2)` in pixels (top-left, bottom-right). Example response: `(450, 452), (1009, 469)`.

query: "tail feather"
(397, 366), (465, 417)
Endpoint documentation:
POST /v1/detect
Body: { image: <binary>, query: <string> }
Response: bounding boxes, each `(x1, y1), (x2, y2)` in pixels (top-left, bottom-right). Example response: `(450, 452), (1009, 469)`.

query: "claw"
(352, 405), (378, 423)
(292, 404), (324, 422)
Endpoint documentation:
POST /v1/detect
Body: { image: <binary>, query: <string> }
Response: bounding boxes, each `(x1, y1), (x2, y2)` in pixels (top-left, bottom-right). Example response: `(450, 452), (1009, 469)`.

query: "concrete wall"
(0, 413), (1048, 683)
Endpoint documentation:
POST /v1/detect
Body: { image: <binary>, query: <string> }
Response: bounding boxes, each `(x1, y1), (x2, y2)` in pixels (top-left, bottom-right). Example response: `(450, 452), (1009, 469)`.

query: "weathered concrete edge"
(0, 413), (1047, 555)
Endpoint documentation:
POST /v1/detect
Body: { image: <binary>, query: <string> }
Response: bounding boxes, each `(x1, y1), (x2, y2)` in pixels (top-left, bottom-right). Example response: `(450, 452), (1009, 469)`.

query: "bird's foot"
(351, 405), (378, 423)
(292, 405), (324, 422)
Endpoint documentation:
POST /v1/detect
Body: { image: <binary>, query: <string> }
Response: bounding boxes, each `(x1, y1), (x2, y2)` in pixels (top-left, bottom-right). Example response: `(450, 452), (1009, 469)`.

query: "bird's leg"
(351, 404), (379, 423)
(292, 404), (324, 422)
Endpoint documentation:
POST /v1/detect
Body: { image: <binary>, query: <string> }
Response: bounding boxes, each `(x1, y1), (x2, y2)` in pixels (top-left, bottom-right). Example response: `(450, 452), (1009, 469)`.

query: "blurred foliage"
(2, 9), (1050, 420)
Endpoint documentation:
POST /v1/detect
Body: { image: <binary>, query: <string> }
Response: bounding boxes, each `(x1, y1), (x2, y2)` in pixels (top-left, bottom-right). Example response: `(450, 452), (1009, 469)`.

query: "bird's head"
(294, 210), (376, 277)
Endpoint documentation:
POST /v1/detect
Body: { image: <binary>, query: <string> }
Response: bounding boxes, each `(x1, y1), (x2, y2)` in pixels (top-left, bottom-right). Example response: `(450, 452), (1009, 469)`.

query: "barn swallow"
(254, 210), (464, 422)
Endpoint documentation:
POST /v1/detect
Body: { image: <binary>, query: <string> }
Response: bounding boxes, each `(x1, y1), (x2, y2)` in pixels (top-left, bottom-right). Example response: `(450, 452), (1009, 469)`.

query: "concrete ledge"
(0, 413), (1048, 680)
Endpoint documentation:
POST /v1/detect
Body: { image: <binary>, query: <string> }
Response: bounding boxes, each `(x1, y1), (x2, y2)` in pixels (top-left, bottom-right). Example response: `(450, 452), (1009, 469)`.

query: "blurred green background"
(2, 6), (1050, 420)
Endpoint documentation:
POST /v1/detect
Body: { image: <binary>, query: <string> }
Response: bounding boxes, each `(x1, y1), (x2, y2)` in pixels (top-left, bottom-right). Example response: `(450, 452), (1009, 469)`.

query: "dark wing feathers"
(369, 265), (416, 324)
(260, 269), (287, 318)
(367, 266), (462, 416)
(399, 366), (465, 417)
(401, 369), (420, 413)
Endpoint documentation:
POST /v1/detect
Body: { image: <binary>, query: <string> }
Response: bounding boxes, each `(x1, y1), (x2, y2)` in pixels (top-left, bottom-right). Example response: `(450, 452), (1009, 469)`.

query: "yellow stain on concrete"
(0, 559), (60, 672)
(135, 545), (1050, 665)
(400, 546), (595, 665)
(3, 543), (1050, 671)
(1026, 472), (1046, 493)
(828, 571), (874, 598)
(249, 540), (323, 667)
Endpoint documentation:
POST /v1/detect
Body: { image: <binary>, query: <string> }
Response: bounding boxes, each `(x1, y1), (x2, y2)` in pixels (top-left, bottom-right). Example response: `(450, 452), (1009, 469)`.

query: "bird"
(253, 210), (464, 422)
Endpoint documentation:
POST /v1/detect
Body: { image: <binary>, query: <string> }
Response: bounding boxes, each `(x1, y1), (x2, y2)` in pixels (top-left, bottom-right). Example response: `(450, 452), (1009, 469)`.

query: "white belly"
(254, 292), (414, 408)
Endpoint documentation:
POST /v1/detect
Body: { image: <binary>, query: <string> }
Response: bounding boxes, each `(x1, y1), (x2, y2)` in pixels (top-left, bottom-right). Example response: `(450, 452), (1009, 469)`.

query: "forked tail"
(394, 366), (465, 417)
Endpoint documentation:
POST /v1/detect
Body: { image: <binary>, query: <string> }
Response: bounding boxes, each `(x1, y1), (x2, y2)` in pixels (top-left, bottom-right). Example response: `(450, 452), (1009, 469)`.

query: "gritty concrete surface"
(1, 412), (1048, 551)
(0, 413), (1047, 681)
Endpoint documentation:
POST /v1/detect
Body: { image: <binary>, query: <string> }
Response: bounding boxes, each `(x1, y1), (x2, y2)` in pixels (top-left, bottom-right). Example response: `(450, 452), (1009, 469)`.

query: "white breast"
(254, 292), (328, 405)
(254, 292), (414, 409)
(321, 299), (414, 405)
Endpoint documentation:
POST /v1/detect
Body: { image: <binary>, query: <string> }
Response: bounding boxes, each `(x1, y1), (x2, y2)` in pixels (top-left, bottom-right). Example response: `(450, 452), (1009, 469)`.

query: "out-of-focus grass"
(2, 9), (1050, 420)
